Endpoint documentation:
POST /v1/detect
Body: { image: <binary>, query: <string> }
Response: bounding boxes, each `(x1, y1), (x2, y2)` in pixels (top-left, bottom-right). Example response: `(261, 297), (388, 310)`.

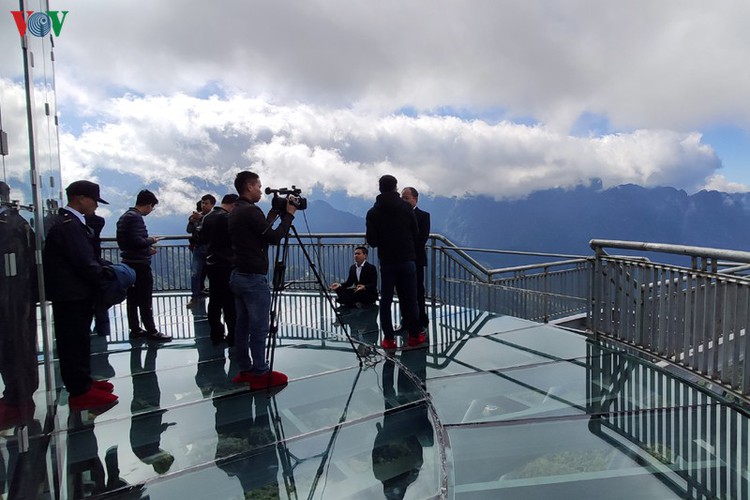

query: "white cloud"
(5, 0), (749, 212)
(57, 93), (723, 214)
(703, 174), (750, 194)
(49, 0), (750, 132)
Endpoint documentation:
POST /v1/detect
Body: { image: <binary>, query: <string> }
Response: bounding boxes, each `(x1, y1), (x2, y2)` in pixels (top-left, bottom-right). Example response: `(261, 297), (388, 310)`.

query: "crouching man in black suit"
(330, 246), (378, 307)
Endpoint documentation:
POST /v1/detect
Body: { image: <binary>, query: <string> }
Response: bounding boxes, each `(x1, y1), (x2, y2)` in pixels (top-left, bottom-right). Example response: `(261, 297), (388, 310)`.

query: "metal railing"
(587, 339), (748, 500)
(590, 239), (750, 397)
(102, 233), (592, 323)
(428, 236), (591, 322)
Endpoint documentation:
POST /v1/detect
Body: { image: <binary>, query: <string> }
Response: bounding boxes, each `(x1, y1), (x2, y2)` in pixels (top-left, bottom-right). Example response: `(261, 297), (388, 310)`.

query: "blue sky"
(2, 0), (749, 217)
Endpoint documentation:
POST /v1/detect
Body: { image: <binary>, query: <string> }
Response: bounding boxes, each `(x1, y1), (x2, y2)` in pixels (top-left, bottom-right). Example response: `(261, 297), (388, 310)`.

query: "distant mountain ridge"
(106, 183), (750, 267)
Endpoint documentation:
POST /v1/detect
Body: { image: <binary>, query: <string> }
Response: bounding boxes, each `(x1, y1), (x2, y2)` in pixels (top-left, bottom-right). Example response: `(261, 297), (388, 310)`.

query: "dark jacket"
(85, 213), (106, 256)
(44, 208), (106, 302)
(116, 208), (153, 264)
(340, 261), (379, 302)
(414, 206), (430, 267)
(99, 263), (136, 307)
(366, 191), (418, 265)
(186, 214), (205, 248)
(228, 197), (294, 274)
(202, 206), (232, 267)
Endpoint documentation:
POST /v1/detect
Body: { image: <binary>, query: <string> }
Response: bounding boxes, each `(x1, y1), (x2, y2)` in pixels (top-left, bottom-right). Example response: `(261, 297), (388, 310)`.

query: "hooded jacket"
(365, 191), (418, 265)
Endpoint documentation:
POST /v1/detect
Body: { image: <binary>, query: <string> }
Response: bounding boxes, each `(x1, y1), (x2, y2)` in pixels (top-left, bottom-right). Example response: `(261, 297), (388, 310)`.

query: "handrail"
(488, 258), (590, 277)
(590, 238), (750, 264)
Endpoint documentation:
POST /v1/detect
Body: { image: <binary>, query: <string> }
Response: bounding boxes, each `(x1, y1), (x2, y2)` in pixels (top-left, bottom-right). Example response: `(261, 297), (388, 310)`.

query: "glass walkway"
(4, 292), (750, 499)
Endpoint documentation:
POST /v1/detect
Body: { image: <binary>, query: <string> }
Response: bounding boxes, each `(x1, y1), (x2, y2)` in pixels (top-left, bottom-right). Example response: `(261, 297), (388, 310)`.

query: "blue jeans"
(190, 245), (209, 298)
(229, 271), (270, 373)
(379, 260), (419, 340)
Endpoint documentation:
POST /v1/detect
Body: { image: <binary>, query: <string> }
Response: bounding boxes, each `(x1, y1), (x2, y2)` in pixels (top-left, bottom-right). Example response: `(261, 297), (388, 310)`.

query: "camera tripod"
(266, 224), (365, 374)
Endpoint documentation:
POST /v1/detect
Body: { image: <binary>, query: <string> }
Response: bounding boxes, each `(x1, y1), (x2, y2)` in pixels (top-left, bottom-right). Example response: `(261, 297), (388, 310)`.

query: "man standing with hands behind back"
(366, 175), (425, 350)
(401, 187), (430, 329)
(117, 189), (172, 342)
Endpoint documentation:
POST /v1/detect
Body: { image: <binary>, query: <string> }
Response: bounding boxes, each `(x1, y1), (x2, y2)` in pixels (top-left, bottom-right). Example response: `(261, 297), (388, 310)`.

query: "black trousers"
(416, 265), (428, 327)
(334, 287), (377, 307)
(126, 262), (157, 333)
(53, 299), (95, 396)
(207, 264), (236, 345)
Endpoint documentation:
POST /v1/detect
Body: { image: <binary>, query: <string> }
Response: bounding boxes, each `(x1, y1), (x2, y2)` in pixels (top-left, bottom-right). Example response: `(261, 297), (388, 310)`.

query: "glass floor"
(3, 293), (750, 499)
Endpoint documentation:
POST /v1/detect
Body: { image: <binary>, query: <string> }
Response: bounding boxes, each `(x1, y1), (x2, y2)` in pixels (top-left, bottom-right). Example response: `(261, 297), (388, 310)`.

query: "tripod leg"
(287, 226), (363, 363)
(267, 231), (290, 374)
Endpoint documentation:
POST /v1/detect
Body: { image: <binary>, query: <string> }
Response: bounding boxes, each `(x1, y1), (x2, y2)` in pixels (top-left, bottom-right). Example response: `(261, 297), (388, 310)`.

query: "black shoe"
(146, 331), (172, 342)
(129, 328), (148, 338)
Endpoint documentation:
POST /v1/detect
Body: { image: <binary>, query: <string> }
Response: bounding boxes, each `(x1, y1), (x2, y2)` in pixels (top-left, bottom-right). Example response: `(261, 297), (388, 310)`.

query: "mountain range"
(117, 182), (750, 269)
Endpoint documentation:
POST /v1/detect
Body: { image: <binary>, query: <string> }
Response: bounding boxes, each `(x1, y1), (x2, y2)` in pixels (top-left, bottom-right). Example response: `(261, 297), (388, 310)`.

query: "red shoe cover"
(91, 380), (114, 393)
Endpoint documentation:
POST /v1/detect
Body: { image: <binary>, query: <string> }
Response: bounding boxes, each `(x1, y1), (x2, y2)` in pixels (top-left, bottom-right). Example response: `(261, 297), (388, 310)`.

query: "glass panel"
(1, 2), (63, 497)
(132, 403), (442, 499)
(449, 417), (692, 499)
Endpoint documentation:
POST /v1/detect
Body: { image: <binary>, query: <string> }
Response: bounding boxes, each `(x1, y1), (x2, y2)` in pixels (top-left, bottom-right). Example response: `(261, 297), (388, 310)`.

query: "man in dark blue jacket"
(366, 175), (425, 350)
(117, 190), (171, 341)
(44, 180), (119, 409)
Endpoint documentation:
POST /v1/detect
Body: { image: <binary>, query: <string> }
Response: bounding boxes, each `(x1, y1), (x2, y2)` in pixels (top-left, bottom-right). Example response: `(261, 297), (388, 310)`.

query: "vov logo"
(11, 10), (69, 37)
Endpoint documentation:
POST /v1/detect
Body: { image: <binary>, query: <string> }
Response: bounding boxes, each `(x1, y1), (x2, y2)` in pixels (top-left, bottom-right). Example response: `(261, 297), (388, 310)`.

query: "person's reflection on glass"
(215, 391), (280, 497)
(372, 347), (433, 500)
(194, 314), (229, 399)
(338, 304), (380, 356)
(129, 341), (175, 475)
(0, 202), (39, 429)
(66, 409), (127, 496)
(90, 335), (116, 384)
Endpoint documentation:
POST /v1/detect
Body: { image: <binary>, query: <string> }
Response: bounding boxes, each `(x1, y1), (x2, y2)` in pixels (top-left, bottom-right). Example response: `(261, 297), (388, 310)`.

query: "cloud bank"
(58, 92), (723, 214)
(4, 0), (749, 214)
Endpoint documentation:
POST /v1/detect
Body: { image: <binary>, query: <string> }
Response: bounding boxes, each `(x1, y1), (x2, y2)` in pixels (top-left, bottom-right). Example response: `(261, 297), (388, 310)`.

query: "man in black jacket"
(366, 175), (425, 350)
(117, 190), (171, 341)
(201, 193), (239, 345)
(401, 187), (430, 329)
(330, 246), (378, 307)
(228, 171), (296, 390)
(186, 194), (216, 308)
(44, 180), (119, 409)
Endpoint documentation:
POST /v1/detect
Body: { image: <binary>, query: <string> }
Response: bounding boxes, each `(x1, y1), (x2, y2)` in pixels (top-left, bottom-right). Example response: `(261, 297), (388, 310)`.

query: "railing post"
(430, 236), (437, 307)
(591, 251), (602, 337)
(543, 265), (549, 323)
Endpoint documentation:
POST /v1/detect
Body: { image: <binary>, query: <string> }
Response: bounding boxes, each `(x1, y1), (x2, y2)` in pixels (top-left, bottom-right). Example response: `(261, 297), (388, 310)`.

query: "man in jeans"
(117, 189), (172, 342)
(228, 171), (296, 389)
(366, 175), (425, 350)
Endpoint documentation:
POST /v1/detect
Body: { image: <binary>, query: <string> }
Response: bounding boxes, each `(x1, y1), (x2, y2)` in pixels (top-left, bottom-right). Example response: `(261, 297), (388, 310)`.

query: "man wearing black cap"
(44, 180), (119, 409)
(366, 175), (426, 350)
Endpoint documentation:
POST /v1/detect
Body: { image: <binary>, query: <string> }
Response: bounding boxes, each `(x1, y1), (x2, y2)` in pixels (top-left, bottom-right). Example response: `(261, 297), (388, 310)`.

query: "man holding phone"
(117, 189), (172, 341)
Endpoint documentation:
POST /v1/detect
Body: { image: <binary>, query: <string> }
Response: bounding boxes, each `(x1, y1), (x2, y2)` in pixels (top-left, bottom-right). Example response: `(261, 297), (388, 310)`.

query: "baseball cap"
(66, 180), (109, 204)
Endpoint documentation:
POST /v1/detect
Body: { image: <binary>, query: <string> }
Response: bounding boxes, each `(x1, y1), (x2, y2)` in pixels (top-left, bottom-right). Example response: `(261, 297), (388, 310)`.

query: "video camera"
(265, 185), (308, 211)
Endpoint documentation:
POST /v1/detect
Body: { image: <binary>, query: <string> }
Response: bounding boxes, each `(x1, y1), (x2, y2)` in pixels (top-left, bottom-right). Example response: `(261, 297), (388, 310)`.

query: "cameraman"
(227, 171), (296, 390)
